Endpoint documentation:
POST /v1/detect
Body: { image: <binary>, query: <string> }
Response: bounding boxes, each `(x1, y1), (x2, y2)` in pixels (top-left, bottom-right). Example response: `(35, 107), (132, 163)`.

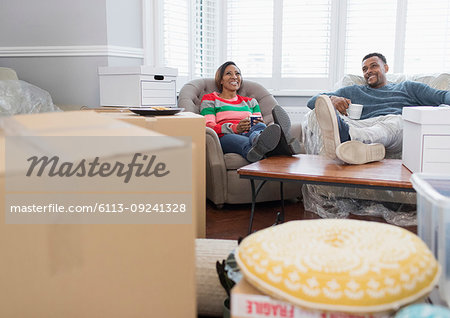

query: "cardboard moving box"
(231, 278), (390, 318)
(0, 111), (196, 318)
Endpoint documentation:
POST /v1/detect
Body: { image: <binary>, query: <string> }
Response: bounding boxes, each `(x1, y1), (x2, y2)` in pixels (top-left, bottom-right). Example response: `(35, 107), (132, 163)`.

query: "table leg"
(274, 182), (285, 226)
(280, 181), (285, 222)
(248, 179), (267, 235)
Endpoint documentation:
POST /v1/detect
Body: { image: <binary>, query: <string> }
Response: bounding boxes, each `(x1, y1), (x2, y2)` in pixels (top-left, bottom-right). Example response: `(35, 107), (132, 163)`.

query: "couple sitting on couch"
(201, 54), (450, 164)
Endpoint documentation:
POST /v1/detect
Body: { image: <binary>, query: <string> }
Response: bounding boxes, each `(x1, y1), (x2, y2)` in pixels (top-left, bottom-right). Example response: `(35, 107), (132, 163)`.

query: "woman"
(200, 61), (282, 162)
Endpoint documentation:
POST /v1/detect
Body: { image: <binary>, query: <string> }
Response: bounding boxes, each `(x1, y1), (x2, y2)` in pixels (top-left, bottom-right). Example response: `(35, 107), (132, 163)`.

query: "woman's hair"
(215, 61), (241, 92)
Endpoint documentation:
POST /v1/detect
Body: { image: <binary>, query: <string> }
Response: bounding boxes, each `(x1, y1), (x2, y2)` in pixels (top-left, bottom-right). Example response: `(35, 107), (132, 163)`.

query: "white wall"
(0, 0), (108, 46)
(275, 96), (312, 107)
(106, 0), (142, 47)
(0, 0), (315, 108)
(0, 0), (143, 107)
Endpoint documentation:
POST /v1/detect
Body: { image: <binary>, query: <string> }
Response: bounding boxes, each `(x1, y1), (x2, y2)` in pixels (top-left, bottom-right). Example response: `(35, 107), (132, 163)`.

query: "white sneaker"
(314, 95), (341, 159)
(336, 140), (385, 165)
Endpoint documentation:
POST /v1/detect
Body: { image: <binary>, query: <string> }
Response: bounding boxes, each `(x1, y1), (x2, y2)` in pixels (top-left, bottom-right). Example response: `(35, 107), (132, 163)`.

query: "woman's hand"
(253, 117), (265, 124)
(236, 118), (251, 133)
(330, 95), (351, 116)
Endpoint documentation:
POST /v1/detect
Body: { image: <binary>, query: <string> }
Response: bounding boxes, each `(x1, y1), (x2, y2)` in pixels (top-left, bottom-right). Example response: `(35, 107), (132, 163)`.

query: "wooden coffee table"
(238, 154), (414, 234)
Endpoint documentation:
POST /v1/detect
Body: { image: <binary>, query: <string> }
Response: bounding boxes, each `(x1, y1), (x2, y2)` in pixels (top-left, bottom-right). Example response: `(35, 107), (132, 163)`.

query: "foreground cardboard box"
(96, 110), (206, 238)
(0, 111), (196, 317)
(231, 278), (390, 318)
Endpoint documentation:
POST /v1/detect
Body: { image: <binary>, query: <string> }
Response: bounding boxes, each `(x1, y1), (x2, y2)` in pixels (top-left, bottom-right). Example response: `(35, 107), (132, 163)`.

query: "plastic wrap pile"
(0, 80), (60, 116)
(301, 109), (417, 227)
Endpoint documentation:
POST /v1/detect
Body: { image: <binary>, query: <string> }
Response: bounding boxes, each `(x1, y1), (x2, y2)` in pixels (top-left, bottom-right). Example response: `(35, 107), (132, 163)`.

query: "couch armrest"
(205, 127), (227, 205)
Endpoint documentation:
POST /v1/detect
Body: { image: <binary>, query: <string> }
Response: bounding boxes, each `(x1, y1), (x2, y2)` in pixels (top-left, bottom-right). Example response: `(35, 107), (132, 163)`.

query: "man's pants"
(343, 114), (403, 157)
(305, 112), (403, 159)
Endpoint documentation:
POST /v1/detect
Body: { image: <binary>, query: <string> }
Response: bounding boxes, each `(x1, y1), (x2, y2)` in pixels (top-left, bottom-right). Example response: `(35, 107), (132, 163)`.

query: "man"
(307, 53), (450, 164)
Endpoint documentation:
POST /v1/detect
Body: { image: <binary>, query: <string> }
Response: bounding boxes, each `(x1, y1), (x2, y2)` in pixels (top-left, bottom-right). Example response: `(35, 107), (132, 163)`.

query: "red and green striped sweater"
(200, 92), (262, 137)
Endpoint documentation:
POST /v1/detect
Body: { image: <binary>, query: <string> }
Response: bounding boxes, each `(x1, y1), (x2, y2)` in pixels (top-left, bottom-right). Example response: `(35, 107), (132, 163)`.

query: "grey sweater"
(307, 81), (450, 119)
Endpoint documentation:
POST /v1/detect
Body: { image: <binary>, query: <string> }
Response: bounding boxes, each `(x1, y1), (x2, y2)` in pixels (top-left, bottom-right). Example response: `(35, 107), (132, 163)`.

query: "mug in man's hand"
(347, 103), (363, 119)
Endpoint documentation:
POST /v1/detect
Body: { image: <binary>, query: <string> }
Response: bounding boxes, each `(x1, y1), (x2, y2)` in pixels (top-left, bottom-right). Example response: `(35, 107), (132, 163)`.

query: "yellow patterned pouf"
(235, 219), (440, 313)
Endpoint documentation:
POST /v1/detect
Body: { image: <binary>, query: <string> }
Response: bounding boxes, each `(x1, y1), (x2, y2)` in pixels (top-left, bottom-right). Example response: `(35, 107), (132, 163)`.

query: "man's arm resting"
(407, 81), (450, 106)
(307, 93), (331, 109)
(445, 91), (450, 105)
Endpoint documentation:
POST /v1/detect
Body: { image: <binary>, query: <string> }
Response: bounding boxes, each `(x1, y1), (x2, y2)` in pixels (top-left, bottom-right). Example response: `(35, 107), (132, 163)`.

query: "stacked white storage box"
(98, 66), (177, 107)
(402, 106), (450, 173)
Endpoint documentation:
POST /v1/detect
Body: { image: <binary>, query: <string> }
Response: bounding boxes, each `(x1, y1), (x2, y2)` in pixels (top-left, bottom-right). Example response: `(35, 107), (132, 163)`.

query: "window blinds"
(226, 0), (274, 77)
(344, 0), (397, 75)
(194, 0), (218, 78)
(162, 0), (218, 78)
(156, 0), (450, 90)
(282, 0), (332, 78)
(162, 0), (189, 76)
(404, 0), (450, 74)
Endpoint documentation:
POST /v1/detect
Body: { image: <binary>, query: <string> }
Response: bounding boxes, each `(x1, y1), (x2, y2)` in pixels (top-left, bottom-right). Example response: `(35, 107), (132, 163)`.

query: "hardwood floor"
(205, 198), (417, 240)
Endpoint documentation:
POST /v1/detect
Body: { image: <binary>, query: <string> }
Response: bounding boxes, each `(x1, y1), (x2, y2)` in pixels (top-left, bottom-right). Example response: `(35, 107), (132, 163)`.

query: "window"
(226, 0), (273, 78)
(146, 0), (450, 93)
(404, 0), (450, 73)
(194, 0), (218, 78)
(162, 0), (189, 76)
(147, 0), (219, 84)
(282, 0), (332, 78)
(344, 0), (397, 74)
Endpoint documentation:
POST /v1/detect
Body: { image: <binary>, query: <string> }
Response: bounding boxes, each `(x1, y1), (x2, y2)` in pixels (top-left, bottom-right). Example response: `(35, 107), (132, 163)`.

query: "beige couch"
(302, 73), (450, 221)
(305, 72), (450, 159)
(178, 78), (303, 207)
(339, 73), (450, 90)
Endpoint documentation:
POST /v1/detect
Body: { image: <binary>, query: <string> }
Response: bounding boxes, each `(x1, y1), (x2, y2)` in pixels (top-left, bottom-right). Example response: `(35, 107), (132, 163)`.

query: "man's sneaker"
(271, 105), (302, 155)
(336, 140), (385, 165)
(246, 124), (281, 162)
(314, 95), (350, 159)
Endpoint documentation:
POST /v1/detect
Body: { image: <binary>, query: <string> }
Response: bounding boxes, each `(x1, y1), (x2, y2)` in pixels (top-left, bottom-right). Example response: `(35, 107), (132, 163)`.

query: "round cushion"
(235, 219), (440, 313)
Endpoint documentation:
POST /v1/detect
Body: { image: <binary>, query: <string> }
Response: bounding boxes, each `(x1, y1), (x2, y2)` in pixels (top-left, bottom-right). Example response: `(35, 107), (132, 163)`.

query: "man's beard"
(366, 75), (379, 87)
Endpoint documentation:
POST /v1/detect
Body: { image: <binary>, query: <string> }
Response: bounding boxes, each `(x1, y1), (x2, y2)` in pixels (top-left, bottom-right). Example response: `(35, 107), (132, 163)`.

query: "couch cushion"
(236, 219), (440, 314)
(430, 73), (450, 90)
(338, 73), (450, 90)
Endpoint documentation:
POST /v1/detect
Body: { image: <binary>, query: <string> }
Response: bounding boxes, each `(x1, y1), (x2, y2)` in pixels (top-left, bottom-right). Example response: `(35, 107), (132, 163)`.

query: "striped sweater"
(200, 92), (262, 136)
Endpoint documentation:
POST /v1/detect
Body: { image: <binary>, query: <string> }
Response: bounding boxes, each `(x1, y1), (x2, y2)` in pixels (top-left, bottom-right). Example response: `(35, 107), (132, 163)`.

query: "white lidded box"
(411, 173), (450, 306)
(98, 66), (177, 107)
(402, 106), (450, 173)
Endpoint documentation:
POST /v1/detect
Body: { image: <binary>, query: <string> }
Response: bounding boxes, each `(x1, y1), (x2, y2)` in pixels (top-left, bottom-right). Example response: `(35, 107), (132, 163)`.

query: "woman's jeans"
(219, 122), (266, 158)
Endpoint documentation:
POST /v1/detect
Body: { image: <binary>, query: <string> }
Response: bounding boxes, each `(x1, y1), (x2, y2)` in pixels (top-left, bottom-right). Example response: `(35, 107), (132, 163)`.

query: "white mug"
(347, 103), (363, 120)
(250, 115), (261, 126)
